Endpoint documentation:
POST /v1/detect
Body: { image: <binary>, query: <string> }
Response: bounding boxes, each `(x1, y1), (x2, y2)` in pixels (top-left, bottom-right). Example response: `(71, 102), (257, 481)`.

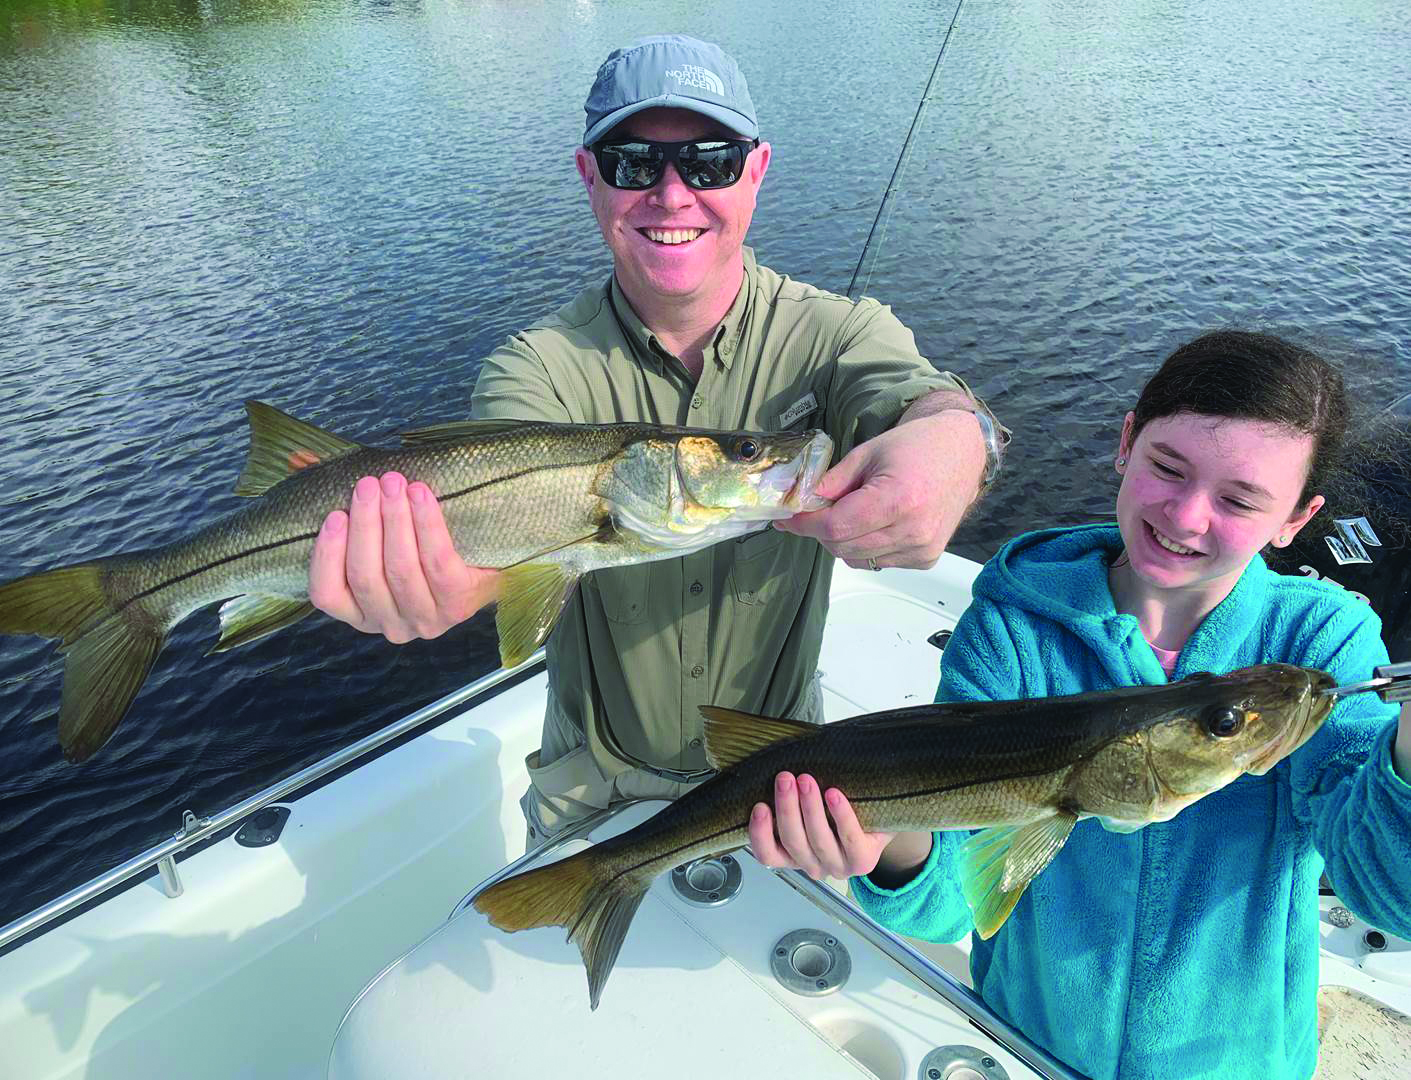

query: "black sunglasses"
(590, 137), (760, 191)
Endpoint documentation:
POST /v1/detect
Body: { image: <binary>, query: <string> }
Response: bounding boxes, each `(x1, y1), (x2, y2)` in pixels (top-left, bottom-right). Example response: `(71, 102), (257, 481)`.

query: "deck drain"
(670, 854), (743, 907)
(918, 1045), (1009, 1080)
(1364, 928), (1388, 952)
(770, 929), (850, 996)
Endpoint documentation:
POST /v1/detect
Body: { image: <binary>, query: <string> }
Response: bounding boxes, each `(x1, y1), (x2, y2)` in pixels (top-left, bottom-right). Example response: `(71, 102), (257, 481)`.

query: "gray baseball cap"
(583, 35), (758, 147)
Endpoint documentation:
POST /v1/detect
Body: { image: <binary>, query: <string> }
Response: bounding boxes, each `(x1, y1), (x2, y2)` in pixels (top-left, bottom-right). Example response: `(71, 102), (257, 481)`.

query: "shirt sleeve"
(1288, 605), (1411, 938)
(823, 297), (978, 454)
(849, 597), (1025, 941)
(469, 335), (574, 423)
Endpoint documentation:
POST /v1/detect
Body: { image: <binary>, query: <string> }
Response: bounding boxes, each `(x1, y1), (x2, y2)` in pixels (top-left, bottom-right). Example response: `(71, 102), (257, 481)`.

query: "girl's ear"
(1116, 413), (1137, 472)
(1272, 494), (1326, 547)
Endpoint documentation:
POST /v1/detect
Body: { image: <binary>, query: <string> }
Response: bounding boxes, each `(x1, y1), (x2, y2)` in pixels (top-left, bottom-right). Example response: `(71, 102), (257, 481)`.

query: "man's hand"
(309, 472), (500, 643)
(775, 400), (987, 570)
(748, 771), (897, 879)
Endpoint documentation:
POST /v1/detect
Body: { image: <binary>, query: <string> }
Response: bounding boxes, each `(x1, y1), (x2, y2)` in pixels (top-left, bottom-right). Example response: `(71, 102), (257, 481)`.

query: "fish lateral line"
(843, 760), (1080, 808)
(120, 529), (322, 612)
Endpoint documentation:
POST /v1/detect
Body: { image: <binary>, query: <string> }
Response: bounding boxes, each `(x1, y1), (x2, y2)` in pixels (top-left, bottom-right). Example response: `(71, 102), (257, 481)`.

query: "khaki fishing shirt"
(471, 249), (976, 834)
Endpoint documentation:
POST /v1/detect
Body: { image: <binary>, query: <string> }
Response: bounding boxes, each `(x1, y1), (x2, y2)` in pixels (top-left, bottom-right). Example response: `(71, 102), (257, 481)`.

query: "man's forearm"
(893, 392), (990, 514)
(899, 387), (979, 422)
(900, 388), (1006, 494)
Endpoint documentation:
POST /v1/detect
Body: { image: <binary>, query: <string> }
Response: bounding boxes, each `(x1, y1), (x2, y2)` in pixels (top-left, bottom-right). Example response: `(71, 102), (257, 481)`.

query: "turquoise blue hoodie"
(852, 524), (1411, 1080)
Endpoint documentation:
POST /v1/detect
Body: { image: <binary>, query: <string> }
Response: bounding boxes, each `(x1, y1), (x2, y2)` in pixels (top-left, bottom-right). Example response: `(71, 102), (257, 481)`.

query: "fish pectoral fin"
(209, 595), (318, 654)
(960, 811), (1079, 940)
(697, 706), (822, 770)
(58, 615), (164, 763)
(397, 419), (537, 446)
(495, 563), (579, 669)
(474, 847), (648, 1010)
(234, 402), (364, 497)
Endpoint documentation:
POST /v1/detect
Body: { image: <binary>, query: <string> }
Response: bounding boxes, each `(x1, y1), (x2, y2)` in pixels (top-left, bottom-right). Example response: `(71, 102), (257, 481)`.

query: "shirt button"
(688, 737), (703, 749)
(689, 581), (703, 595)
(691, 664), (704, 678)
(690, 394), (704, 409)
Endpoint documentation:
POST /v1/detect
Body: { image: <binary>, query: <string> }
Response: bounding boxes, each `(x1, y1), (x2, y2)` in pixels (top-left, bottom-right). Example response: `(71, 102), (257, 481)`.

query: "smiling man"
(310, 35), (1007, 840)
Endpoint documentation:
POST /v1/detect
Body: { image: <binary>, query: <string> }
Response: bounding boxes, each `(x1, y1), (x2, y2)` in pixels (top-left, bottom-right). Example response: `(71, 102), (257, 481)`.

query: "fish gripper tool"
(1323, 661), (1411, 704)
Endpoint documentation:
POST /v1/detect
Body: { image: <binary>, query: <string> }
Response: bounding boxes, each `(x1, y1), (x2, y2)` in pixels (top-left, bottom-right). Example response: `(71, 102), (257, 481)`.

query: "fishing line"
(846, 0), (967, 301)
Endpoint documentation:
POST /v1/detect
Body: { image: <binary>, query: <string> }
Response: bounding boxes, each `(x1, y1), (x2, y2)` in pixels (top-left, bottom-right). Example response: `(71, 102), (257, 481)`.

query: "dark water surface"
(1, 0), (1408, 928)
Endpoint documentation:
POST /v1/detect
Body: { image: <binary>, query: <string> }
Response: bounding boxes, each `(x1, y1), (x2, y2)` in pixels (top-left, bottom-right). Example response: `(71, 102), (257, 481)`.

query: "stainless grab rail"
(0, 651), (546, 952)
(773, 868), (1089, 1080)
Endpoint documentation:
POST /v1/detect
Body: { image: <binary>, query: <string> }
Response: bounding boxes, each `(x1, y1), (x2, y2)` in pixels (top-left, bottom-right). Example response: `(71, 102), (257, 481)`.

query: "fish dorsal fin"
(698, 706), (822, 770)
(399, 419), (536, 446)
(959, 811), (1079, 940)
(235, 402), (363, 496)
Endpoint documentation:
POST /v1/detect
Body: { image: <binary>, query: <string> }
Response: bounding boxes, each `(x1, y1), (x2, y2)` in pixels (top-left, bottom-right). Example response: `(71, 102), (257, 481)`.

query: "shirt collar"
(607, 248), (757, 373)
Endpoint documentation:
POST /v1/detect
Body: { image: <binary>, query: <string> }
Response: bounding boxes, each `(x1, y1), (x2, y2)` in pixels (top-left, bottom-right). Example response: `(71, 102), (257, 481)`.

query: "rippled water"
(1, 0), (1408, 929)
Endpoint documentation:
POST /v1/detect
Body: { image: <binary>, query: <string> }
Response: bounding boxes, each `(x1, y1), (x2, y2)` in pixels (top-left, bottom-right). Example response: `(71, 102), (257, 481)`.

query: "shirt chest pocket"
(593, 565), (651, 625)
(729, 529), (801, 606)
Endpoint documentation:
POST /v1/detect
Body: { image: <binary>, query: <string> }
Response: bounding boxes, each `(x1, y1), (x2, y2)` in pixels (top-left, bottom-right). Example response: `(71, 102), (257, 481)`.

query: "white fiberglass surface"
(0, 675), (549, 1080)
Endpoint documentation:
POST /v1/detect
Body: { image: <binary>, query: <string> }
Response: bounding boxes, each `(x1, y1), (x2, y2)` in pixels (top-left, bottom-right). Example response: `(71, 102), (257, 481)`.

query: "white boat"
(2, 555), (1407, 1080)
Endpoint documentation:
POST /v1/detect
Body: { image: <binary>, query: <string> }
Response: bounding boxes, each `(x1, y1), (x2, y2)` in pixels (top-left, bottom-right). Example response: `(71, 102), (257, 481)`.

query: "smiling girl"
(749, 330), (1411, 1080)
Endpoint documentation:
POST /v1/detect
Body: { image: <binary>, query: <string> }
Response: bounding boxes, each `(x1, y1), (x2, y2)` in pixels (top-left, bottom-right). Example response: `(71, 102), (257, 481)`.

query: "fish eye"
(1204, 706), (1245, 738)
(733, 438), (762, 462)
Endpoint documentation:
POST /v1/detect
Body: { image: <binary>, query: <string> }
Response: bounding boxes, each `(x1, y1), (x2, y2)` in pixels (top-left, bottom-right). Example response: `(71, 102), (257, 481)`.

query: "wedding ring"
(867, 557), (881, 572)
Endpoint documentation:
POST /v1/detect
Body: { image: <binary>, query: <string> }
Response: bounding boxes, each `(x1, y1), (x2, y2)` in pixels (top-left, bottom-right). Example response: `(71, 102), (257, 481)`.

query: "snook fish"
(475, 664), (1335, 1009)
(0, 403), (832, 762)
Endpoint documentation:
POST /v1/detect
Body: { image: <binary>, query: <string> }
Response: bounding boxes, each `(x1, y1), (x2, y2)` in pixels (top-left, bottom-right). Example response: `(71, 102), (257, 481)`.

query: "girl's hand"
(747, 771), (896, 879)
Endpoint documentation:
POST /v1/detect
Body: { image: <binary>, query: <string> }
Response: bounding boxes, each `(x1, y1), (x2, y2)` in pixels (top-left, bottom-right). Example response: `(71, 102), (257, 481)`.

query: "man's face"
(575, 107), (771, 311)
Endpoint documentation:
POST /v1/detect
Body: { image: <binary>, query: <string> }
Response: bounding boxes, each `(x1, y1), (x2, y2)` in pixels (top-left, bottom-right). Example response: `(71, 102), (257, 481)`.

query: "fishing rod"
(1321, 661), (1411, 702)
(845, 0), (967, 301)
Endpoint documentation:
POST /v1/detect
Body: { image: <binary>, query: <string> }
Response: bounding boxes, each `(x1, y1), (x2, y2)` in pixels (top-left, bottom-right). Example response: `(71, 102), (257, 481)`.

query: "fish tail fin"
(474, 849), (648, 1010)
(960, 811), (1078, 939)
(0, 561), (164, 762)
(0, 563), (112, 643)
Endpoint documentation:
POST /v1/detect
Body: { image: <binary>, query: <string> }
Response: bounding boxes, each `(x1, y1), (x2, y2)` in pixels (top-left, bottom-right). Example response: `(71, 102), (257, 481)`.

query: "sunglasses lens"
(598, 143), (663, 189)
(593, 140), (751, 190)
(679, 141), (746, 189)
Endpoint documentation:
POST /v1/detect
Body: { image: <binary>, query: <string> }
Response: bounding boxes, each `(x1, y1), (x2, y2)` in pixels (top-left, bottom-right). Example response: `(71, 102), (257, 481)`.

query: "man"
(309, 35), (1006, 842)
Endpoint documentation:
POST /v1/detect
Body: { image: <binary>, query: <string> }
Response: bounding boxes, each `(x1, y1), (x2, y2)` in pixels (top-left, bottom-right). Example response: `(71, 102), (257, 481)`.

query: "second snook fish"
(474, 663), (1335, 1009)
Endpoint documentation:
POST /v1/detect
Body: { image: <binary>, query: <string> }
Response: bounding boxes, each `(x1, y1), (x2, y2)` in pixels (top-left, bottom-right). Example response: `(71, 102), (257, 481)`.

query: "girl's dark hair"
(1131, 330), (1349, 508)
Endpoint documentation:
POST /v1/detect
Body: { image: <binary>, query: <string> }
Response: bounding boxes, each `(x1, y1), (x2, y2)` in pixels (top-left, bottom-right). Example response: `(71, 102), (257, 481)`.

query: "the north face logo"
(665, 65), (725, 96)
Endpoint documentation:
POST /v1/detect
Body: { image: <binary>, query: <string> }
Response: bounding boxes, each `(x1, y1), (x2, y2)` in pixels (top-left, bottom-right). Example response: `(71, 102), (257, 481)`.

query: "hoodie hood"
(973, 523), (1273, 688)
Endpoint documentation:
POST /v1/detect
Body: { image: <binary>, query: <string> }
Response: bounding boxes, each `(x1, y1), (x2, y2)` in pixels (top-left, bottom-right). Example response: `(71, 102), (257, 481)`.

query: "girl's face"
(1115, 411), (1325, 596)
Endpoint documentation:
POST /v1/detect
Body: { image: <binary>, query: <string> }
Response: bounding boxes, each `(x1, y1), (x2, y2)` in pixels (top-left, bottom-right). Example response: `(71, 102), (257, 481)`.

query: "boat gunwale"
(0, 650), (548, 956)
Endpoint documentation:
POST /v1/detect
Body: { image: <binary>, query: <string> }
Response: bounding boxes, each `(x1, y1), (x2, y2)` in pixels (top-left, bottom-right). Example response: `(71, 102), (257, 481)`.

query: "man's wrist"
(949, 404), (1005, 489)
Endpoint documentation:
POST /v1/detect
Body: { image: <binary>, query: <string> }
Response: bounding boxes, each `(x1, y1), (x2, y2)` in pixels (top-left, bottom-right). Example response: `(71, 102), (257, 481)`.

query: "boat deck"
(2, 556), (1408, 1080)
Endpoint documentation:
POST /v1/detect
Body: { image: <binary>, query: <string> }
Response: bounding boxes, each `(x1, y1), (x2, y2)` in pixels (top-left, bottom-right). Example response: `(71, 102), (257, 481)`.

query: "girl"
(749, 331), (1411, 1080)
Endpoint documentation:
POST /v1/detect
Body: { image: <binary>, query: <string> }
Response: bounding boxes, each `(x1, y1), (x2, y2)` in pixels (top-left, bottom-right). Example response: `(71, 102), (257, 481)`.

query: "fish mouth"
(1245, 678), (1329, 775)
(778, 432), (834, 512)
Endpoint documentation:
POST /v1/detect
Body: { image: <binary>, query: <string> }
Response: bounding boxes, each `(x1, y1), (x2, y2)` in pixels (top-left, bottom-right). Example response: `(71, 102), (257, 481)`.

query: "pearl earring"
(1116, 456), (1127, 466)
(1278, 534), (1288, 545)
